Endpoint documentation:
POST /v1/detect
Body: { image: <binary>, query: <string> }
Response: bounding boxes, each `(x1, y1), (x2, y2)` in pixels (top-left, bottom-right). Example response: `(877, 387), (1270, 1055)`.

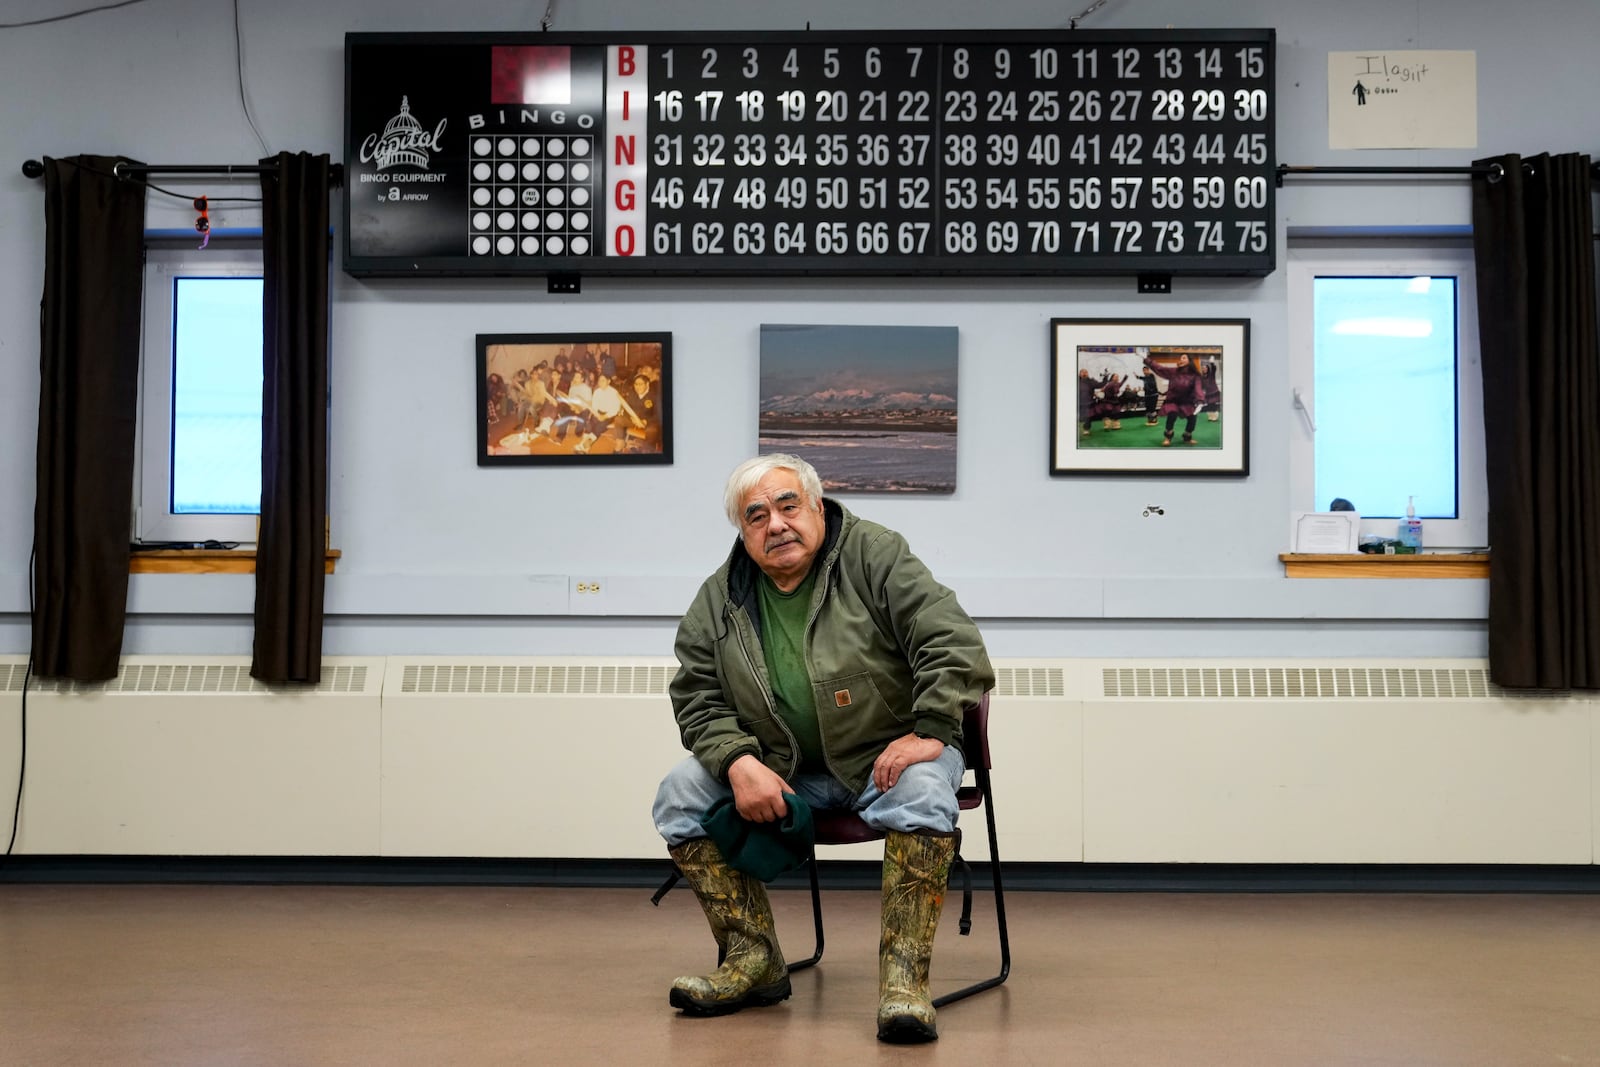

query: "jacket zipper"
(803, 549), (848, 785)
(729, 602), (802, 780)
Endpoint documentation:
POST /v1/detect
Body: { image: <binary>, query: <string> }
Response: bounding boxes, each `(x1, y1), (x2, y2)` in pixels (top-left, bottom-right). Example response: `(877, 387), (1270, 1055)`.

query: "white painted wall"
(1, 0), (1597, 662)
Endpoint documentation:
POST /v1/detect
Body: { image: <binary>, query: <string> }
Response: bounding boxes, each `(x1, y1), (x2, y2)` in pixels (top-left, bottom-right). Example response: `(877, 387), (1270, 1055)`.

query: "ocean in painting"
(760, 428), (956, 493)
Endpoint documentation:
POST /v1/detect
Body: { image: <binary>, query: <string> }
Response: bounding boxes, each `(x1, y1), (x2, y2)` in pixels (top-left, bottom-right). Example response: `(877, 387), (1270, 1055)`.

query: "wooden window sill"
(1279, 552), (1488, 579)
(130, 549), (341, 575)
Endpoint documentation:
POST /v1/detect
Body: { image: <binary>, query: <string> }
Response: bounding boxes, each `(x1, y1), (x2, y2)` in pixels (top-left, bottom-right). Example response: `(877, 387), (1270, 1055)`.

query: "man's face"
(739, 468), (825, 592)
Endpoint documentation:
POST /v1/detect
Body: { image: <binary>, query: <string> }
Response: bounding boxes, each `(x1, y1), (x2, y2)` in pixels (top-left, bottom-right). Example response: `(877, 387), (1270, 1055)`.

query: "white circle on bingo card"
(497, 211), (516, 230)
(571, 138), (591, 157)
(547, 162), (566, 181)
(571, 235), (590, 255)
(497, 137), (516, 155)
(546, 236), (565, 254)
(571, 162), (591, 182)
(547, 138), (566, 156)
(522, 211), (541, 229)
(472, 187), (491, 206)
(473, 162), (491, 181)
(547, 188), (566, 206)
(472, 235), (491, 254)
(473, 137), (491, 155)
(522, 162), (541, 181)
(522, 137), (541, 155)
(546, 211), (565, 229)
(571, 187), (590, 206)
(497, 235), (515, 255)
(521, 187), (541, 206)
(497, 162), (516, 181)
(522, 236), (540, 255)
(472, 211), (491, 230)
(570, 212), (590, 230)
(497, 187), (515, 206)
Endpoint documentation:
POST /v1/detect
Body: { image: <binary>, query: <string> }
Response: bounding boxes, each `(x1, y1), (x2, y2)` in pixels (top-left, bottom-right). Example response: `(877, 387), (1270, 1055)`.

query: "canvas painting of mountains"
(759, 323), (959, 493)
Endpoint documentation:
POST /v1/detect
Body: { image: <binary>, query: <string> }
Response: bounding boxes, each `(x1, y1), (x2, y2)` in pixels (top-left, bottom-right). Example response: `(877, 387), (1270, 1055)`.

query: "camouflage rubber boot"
(667, 838), (790, 1017)
(876, 830), (958, 1044)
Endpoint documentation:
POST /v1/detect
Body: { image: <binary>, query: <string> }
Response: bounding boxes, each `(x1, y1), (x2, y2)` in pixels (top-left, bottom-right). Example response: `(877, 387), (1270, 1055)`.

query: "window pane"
(1312, 276), (1458, 519)
(171, 277), (263, 515)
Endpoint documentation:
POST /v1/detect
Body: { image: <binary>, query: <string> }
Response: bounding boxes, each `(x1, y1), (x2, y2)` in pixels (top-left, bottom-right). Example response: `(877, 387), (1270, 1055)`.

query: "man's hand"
(727, 754), (795, 823)
(872, 733), (946, 793)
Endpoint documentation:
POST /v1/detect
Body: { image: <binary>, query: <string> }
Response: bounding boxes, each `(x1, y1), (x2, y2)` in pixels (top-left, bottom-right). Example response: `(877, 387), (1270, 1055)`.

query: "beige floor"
(2, 883), (1598, 1066)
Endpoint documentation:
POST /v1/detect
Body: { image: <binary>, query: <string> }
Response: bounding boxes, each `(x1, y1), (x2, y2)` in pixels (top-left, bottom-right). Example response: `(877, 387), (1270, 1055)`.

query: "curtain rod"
(1278, 161), (1600, 187)
(21, 159), (344, 187)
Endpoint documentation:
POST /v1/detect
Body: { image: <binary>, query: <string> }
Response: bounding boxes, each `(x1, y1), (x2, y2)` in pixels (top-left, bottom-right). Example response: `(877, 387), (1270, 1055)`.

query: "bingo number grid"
(346, 30), (1276, 277)
(467, 134), (599, 257)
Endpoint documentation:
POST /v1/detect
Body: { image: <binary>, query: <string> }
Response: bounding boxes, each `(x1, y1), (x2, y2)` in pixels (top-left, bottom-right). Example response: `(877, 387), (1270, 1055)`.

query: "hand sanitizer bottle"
(1398, 496), (1423, 550)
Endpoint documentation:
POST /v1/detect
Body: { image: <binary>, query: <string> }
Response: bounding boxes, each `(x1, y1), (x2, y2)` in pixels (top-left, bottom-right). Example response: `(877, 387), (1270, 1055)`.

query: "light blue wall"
(2, 0), (1596, 660)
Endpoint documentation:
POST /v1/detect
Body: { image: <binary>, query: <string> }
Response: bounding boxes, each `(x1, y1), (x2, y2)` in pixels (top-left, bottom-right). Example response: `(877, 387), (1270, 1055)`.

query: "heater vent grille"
(398, 663), (674, 696)
(21, 664), (369, 695)
(993, 665), (1067, 697)
(1098, 665), (1511, 700)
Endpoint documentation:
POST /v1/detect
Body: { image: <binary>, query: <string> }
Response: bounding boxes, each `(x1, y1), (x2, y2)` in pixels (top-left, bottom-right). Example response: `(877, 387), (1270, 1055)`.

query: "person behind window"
(653, 453), (993, 1044)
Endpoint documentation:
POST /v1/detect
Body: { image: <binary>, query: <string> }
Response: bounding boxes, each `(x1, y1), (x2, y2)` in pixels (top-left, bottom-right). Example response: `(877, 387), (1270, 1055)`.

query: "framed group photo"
(1049, 318), (1249, 476)
(477, 332), (672, 466)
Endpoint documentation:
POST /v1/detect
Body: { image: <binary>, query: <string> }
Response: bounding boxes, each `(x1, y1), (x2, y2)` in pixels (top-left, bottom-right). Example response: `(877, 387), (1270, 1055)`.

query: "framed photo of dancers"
(477, 332), (672, 466)
(1049, 318), (1249, 477)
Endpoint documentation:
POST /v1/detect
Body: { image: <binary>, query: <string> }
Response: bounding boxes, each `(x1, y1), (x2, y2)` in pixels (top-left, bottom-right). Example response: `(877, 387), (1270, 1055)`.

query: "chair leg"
(931, 768), (1011, 1008)
(786, 851), (826, 972)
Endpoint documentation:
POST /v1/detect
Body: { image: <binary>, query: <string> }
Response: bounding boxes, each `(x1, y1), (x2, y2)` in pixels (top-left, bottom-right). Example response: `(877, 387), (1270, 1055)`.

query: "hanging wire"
(0, 0), (151, 29)
(234, 0), (272, 156)
(5, 548), (36, 856)
(540, 0), (558, 31)
(143, 179), (260, 203)
(1067, 0), (1111, 30)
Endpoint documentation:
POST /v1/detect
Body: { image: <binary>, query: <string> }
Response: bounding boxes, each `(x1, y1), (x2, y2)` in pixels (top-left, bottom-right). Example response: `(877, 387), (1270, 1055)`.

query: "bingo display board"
(344, 29), (1276, 278)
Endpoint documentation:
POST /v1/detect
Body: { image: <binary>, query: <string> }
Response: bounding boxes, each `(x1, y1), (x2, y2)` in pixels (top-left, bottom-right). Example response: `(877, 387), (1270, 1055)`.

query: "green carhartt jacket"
(669, 499), (994, 794)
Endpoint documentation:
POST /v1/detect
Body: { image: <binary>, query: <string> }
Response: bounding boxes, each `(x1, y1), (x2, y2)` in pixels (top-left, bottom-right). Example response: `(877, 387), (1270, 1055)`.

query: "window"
(137, 243), (263, 544)
(1288, 240), (1488, 548)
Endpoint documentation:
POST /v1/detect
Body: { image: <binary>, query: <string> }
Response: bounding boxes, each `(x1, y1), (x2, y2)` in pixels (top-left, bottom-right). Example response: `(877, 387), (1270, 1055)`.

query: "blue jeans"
(652, 747), (966, 847)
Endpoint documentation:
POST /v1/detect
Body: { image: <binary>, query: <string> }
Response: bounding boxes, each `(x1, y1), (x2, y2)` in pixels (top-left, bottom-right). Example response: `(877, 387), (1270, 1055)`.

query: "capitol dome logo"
(360, 96), (447, 170)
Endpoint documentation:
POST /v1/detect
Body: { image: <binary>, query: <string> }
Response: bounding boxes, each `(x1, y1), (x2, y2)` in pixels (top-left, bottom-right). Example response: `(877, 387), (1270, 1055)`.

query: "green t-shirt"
(756, 569), (825, 773)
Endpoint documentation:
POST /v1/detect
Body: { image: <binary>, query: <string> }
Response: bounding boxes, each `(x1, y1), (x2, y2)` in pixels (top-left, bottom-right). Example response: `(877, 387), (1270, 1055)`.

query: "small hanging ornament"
(193, 196), (211, 249)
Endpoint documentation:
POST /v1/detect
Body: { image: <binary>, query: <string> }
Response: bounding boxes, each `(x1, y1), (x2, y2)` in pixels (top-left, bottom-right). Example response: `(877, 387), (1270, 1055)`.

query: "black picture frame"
(1050, 318), (1249, 476)
(477, 332), (672, 466)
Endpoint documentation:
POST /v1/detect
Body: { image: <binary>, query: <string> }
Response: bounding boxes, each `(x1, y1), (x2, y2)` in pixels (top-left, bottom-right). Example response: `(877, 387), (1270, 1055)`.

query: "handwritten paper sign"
(1328, 50), (1476, 149)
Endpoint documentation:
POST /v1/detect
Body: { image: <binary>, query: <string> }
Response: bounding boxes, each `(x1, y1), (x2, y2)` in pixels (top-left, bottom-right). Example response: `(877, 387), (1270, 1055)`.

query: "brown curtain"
(252, 152), (331, 684)
(31, 156), (147, 681)
(1471, 152), (1600, 688)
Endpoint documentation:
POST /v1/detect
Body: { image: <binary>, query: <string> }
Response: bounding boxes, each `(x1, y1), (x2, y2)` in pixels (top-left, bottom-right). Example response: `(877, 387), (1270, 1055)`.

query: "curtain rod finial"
(21, 159), (43, 179)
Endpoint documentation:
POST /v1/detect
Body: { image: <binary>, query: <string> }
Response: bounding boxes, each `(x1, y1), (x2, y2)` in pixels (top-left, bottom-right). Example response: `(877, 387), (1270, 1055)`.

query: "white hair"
(723, 453), (824, 527)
